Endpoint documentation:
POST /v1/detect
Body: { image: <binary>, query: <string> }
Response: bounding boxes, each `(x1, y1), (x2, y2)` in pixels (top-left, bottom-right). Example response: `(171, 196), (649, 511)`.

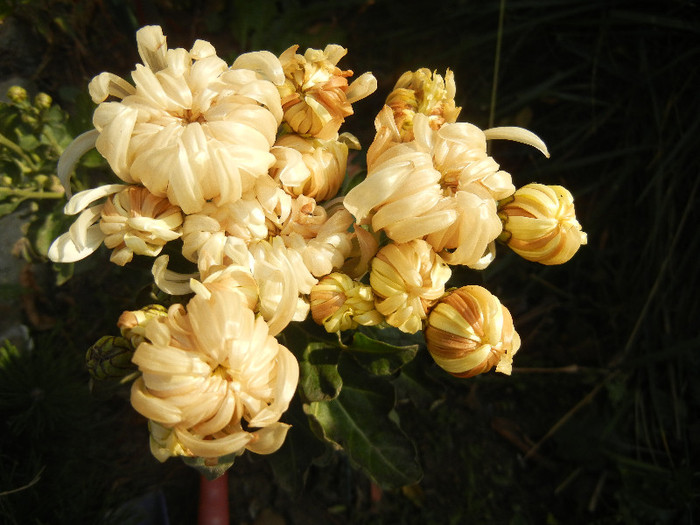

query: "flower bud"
(370, 240), (451, 334)
(6, 85), (27, 104)
(118, 304), (169, 348)
(271, 133), (350, 202)
(85, 335), (137, 380)
(385, 68), (461, 141)
(499, 183), (587, 265)
(310, 272), (383, 333)
(425, 285), (520, 377)
(34, 92), (52, 110)
(278, 44), (376, 140)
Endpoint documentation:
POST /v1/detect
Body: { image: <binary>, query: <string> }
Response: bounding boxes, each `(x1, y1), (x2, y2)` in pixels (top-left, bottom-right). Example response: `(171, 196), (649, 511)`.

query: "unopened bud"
(499, 183), (587, 265)
(310, 272), (383, 333)
(7, 86), (28, 104)
(86, 335), (137, 380)
(425, 285), (520, 378)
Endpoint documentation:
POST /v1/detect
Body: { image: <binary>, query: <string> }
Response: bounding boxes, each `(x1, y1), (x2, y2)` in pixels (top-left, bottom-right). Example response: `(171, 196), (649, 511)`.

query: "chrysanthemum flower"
(499, 183), (587, 265)
(130, 286), (298, 460)
(99, 185), (183, 265)
(424, 285), (520, 377)
(271, 133), (358, 202)
(385, 68), (461, 141)
(343, 139), (457, 243)
(48, 184), (182, 265)
(278, 44), (376, 139)
(310, 272), (383, 333)
(370, 240), (451, 334)
(89, 25), (284, 214)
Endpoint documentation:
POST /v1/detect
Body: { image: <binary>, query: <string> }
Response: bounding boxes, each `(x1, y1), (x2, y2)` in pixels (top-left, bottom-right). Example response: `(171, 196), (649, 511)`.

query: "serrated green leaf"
(304, 356), (422, 489)
(299, 343), (342, 403)
(346, 332), (418, 376)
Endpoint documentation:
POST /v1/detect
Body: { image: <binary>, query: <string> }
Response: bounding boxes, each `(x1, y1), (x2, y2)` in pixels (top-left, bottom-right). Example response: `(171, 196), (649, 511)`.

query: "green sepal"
(181, 451), (242, 481)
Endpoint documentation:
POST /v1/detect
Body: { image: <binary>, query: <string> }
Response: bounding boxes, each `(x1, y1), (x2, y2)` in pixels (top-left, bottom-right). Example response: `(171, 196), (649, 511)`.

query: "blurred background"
(1, 0), (698, 523)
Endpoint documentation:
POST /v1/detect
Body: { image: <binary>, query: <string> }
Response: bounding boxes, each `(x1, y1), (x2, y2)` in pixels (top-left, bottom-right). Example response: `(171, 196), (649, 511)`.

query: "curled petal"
(152, 255), (197, 295)
(483, 126), (550, 158)
(64, 184), (125, 215)
(47, 225), (105, 263)
(346, 72), (377, 103)
(246, 423), (291, 455)
(57, 130), (99, 197)
(88, 72), (136, 103)
(136, 25), (168, 73)
(231, 50), (285, 85)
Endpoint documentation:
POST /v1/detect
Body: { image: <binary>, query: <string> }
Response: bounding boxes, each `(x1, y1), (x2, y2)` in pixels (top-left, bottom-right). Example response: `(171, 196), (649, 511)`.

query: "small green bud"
(34, 92), (52, 110)
(7, 86), (28, 104)
(86, 335), (137, 380)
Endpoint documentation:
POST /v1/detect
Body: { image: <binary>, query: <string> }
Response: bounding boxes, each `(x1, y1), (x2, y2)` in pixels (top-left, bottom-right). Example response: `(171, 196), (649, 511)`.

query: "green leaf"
(345, 332), (418, 376)
(299, 343), (342, 403)
(304, 356), (422, 489)
(266, 400), (328, 495)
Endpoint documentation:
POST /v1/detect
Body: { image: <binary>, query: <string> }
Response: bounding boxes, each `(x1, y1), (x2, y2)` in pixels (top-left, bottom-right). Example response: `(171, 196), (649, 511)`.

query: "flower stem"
(197, 472), (230, 525)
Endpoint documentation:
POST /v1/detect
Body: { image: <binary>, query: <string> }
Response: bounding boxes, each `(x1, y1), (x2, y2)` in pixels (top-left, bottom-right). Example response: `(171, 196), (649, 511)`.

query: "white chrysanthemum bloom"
(281, 204), (355, 278)
(48, 183), (182, 265)
(278, 44), (377, 139)
(130, 285), (298, 460)
(425, 285), (521, 377)
(423, 188), (502, 269)
(248, 236), (317, 335)
(416, 116), (515, 201)
(310, 272), (383, 333)
(343, 140), (457, 243)
(386, 68), (461, 141)
(369, 240), (451, 334)
(271, 132), (358, 202)
(99, 185), (183, 265)
(89, 25), (284, 214)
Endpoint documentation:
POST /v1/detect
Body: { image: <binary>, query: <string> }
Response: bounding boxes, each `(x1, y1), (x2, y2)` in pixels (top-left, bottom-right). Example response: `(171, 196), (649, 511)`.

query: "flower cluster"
(49, 26), (586, 469)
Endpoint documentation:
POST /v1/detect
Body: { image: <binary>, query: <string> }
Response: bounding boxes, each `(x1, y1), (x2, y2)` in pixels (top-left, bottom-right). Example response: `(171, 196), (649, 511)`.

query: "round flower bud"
(499, 183), (587, 265)
(370, 240), (451, 334)
(34, 92), (52, 110)
(85, 335), (137, 380)
(425, 285), (521, 377)
(310, 272), (383, 333)
(6, 86), (28, 104)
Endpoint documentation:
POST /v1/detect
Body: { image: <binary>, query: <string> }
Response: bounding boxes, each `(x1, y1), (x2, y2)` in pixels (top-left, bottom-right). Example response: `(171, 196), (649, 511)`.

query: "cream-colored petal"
(231, 51), (285, 85)
(483, 126), (550, 158)
(57, 130), (99, 198)
(136, 25), (168, 73)
(47, 226), (104, 263)
(245, 423), (291, 455)
(64, 184), (125, 215)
